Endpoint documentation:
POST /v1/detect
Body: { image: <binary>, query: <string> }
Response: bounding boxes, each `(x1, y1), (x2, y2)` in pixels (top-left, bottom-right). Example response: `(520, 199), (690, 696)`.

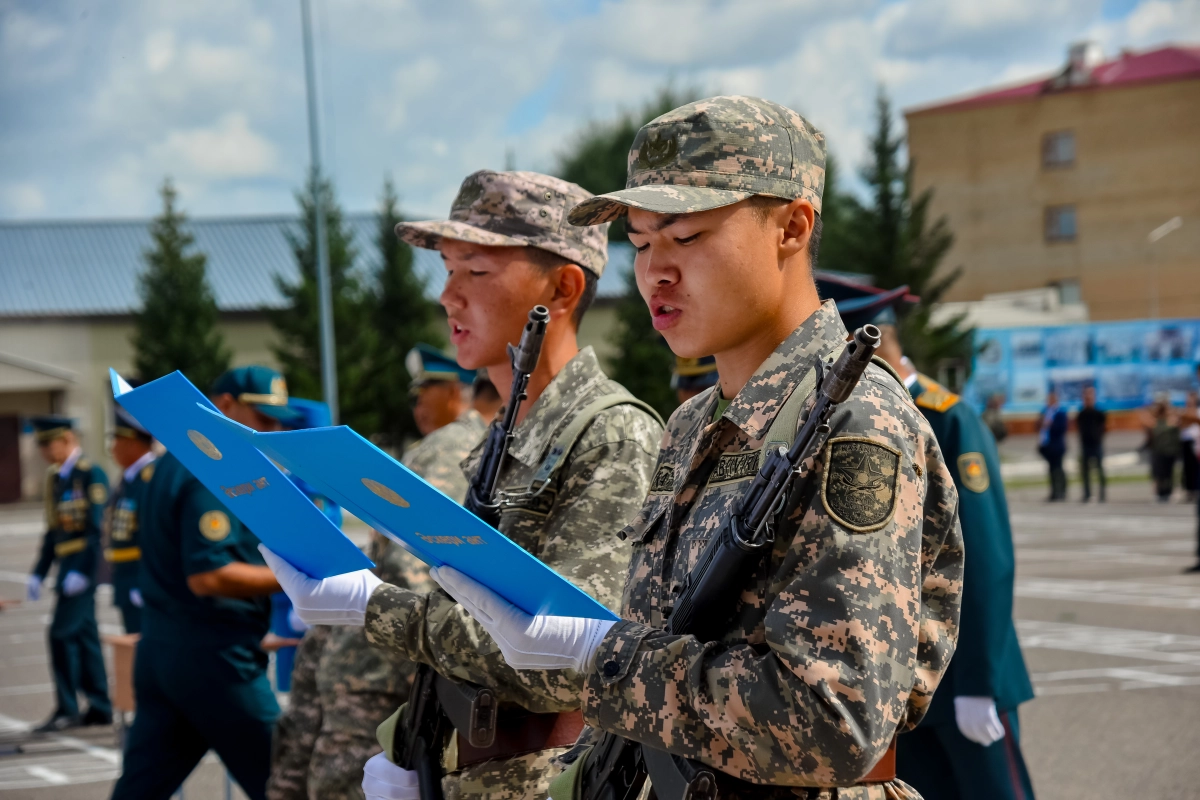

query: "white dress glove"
(431, 566), (615, 672)
(362, 752), (421, 800)
(129, 588), (144, 608)
(26, 575), (42, 602)
(61, 571), (90, 597)
(954, 696), (1005, 746)
(259, 545), (381, 626)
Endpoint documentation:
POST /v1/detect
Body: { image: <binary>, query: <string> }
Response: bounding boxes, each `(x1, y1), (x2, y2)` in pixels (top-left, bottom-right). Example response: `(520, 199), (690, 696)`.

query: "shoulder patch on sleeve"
(821, 436), (901, 532)
(199, 510), (231, 542)
(89, 483), (108, 505)
(957, 452), (990, 493)
(915, 375), (960, 413)
(649, 464), (674, 494)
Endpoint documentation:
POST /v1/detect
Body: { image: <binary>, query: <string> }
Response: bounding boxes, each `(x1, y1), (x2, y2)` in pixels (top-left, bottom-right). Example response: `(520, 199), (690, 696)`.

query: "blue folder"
(109, 370), (373, 579)
(199, 407), (618, 622)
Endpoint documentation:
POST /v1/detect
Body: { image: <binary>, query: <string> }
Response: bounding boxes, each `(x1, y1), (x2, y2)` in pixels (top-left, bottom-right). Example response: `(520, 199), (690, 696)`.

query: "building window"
(1045, 205), (1077, 242)
(1042, 130), (1075, 168)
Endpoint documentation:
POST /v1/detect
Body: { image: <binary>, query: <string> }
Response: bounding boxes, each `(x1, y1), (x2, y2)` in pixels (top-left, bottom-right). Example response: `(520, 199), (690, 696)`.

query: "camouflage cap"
(569, 96), (825, 226)
(396, 170), (611, 276)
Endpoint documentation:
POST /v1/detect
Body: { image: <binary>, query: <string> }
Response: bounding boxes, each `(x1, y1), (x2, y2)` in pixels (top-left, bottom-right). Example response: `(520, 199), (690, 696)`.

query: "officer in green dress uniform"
(110, 366), (302, 800)
(818, 273), (1037, 800)
(27, 415), (113, 732)
(105, 402), (157, 634)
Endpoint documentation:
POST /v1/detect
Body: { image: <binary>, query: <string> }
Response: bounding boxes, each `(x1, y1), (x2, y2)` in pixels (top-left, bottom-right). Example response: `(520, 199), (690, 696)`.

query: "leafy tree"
(607, 267), (678, 420)
(841, 91), (970, 381)
(368, 177), (447, 449)
(271, 172), (377, 432)
(132, 179), (231, 389)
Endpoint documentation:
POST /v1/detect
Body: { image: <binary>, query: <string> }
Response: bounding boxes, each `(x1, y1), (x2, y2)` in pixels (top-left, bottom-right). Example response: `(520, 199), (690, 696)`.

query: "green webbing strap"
(528, 394), (664, 495)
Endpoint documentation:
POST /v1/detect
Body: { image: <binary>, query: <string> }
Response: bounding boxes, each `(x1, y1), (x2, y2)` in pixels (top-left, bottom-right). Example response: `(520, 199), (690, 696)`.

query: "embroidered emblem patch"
(957, 452), (990, 493)
(89, 483), (108, 505)
(199, 510), (231, 542)
(821, 437), (900, 532)
(710, 452), (759, 484)
(650, 464), (674, 494)
(140, 464), (155, 483)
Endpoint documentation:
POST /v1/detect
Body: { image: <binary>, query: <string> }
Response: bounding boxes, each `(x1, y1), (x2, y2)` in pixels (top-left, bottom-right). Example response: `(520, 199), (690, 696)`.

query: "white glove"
(431, 566), (614, 672)
(288, 607), (310, 633)
(954, 696), (1005, 746)
(61, 571), (90, 597)
(259, 545), (381, 626)
(362, 752), (421, 800)
(129, 588), (144, 608)
(26, 575), (42, 602)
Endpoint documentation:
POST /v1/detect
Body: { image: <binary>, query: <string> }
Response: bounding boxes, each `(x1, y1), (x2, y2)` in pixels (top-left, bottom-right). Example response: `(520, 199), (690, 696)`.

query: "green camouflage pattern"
(401, 409), (489, 506)
(581, 301), (964, 798)
(268, 538), (433, 800)
(568, 96), (826, 227)
(397, 170), (612, 276)
(364, 346), (662, 799)
(443, 747), (570, 800)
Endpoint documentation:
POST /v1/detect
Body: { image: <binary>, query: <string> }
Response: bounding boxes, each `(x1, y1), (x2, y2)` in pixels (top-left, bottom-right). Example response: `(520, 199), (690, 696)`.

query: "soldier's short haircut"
(747, 196), (822, 270)
(524, 246), (598, 327)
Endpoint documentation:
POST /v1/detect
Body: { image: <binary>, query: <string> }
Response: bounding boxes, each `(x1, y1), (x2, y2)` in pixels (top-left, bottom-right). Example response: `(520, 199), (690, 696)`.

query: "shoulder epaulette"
(914, 375), (960, 413)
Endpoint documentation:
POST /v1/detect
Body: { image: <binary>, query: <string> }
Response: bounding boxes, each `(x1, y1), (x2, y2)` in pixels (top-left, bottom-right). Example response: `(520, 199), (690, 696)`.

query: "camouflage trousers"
(306, 731), (382, 800)
(443, 746), (570, 800)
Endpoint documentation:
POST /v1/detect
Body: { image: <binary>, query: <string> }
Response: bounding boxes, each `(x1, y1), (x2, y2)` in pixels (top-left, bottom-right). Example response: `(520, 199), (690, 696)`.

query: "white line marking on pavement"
(24, 765), (68, 784)
(0, 683), (53, 696)
(1015, 578), (1200, 610)
(0, 714), (121, 765)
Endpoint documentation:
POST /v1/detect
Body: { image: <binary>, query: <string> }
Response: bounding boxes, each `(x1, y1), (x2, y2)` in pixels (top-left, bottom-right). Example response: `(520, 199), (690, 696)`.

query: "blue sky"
(1, 0), (1195, 221)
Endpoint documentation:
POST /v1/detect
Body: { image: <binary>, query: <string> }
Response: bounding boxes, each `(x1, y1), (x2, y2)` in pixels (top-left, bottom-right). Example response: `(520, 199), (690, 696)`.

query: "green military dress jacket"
(34, 455), (110, 589)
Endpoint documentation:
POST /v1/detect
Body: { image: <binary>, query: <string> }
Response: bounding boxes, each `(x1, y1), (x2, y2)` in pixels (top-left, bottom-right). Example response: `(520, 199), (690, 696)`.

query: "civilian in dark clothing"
(1039, 390), (1069, 501)
(1077, 386), (1107, 502)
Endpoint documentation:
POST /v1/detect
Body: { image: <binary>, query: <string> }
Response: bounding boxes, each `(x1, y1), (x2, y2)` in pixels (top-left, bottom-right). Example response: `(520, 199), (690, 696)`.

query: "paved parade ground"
(1, 478), (1197, 799)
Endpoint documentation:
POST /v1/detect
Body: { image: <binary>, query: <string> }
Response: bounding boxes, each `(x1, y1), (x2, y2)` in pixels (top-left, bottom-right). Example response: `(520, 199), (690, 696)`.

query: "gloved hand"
(129, 588), (144, 608)
(259, 545), (381, 626)
(431, 566), (615, 672)
(61, 571), (90, 597)
(287, 607), (310, 633)
(954, 696), (1005, 746)
(362, 752), (421, 800)
(26, 575), (42, 602)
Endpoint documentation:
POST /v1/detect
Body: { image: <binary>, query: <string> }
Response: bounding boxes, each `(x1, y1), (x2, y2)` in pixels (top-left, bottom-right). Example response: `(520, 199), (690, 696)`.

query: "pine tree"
(368, 177), (447, 449)
(132, 179), (231, 389)
(271, 172), (377, 432)
(607, 266), (678, 420)
(842, 91), (970, 381)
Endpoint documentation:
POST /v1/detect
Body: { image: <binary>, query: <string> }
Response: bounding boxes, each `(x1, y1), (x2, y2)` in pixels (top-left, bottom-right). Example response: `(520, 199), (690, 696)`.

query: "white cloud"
(0, 181), (46, 215)
(149, 112), (279, 179)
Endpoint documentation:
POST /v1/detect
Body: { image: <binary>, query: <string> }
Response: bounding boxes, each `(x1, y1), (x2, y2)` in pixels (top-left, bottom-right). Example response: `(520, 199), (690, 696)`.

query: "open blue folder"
(199, 407), (618, 622)
(110, 370), (373, 579)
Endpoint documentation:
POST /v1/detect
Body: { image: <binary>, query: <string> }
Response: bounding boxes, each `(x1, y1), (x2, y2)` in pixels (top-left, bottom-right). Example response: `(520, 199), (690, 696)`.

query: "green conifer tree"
(132, 179), (231, 389)
(271, 172), (377, 432)
(368, 177), (447, 449)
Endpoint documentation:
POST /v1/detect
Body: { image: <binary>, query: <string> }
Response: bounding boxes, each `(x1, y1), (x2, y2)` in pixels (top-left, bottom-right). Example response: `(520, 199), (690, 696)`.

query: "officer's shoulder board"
(914, 375), (960, 413)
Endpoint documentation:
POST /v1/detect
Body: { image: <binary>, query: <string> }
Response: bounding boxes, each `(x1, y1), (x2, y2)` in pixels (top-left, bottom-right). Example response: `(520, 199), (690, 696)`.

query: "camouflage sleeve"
(581, 375), (964, 785)
(365, 407), (661, 713)
(268, 627), (327, 800)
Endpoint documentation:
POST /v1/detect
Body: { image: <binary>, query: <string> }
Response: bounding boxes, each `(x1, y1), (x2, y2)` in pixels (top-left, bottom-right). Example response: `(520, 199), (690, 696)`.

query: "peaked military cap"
(396, 170), (611, 276)
(406, 344), (476, 388)
(671, 355), (719, 393)
(285, 398), (332, 430)
(30, 415), (74, 444)
(113, 379), (152, 441)
(570, 95), (826, 226)
(210, 365), (303, 424)
(814, 271), (919, 330)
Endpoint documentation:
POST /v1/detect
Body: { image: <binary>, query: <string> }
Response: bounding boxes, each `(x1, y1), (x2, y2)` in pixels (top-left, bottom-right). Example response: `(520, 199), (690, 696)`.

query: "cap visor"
(255, 403), (305, 425)
(568, 185), (753, 226)
(395, 220), (531, 251)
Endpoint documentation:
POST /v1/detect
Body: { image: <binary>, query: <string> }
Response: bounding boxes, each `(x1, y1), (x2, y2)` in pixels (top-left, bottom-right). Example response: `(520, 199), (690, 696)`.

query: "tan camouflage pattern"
(569, 96), (826, 227)
(443, 747), (570, 800)
(580, 301), (964, 798)
(268, 538), (432, 800)
(397, 171), (612, 276)
(364, 346), (662, 799)
(401, 409), (489, 506)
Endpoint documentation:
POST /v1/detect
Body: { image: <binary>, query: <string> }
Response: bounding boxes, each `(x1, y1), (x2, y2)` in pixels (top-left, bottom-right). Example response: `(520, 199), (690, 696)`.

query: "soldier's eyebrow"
(625, 214), (684, 235)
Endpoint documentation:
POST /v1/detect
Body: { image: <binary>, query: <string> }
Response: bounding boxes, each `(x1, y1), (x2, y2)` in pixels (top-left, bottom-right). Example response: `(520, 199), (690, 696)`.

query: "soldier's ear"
(547, 262), (587, 326)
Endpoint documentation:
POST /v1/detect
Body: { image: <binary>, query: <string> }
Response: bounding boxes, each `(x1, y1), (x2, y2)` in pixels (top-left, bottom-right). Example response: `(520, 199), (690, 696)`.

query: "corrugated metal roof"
(0, 214), (632, 318)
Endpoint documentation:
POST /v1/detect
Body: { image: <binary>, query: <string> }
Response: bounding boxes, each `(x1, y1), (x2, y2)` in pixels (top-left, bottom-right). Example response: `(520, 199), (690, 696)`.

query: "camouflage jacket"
(269, 538), (433, 800)
(364, 347), (662, 797)
(581, 302), (964, 797)
(402, 409), (489, 504)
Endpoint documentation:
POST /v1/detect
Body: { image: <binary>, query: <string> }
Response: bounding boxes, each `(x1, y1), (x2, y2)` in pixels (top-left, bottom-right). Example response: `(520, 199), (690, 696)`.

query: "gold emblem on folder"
(362, 478), (410, 508)
(188, 430), (222, 460)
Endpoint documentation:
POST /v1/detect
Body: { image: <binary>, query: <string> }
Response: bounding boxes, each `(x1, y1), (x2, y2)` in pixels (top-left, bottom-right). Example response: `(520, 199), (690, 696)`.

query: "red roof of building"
(907, 45), (1200, 116)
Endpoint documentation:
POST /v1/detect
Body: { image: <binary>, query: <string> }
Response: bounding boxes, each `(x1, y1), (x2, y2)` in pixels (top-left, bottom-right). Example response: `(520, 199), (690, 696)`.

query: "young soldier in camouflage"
(433, 97), (966, 800)
(264, 171), (663, 800)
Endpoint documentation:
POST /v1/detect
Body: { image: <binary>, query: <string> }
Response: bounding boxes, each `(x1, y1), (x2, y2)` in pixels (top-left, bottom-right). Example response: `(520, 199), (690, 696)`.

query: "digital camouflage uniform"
(401, 409), (488, 505)
(367, 346), (663, 800)
(564, 98), (965, 799)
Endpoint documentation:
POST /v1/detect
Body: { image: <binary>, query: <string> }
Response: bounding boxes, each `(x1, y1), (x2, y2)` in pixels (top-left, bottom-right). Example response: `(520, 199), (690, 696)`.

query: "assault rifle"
(576, 325), (882, 800)
(392, 306), (551, 800)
